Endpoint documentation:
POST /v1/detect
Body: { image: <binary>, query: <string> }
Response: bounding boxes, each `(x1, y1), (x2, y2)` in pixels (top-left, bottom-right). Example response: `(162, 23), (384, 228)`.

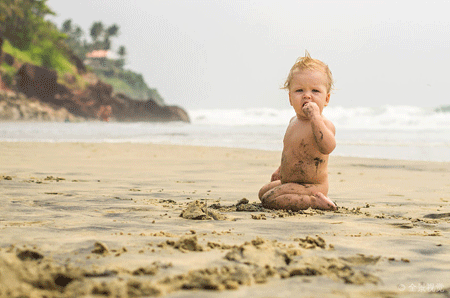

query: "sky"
(47, 0), (450, 109)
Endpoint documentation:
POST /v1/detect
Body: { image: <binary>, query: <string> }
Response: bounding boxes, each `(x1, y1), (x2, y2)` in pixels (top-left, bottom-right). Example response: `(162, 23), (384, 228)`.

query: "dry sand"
(0, 141), (449, 297)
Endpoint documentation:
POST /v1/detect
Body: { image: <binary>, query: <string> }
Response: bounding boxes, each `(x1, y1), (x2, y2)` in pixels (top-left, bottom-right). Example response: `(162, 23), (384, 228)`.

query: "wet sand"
(1, 142), (449, 297)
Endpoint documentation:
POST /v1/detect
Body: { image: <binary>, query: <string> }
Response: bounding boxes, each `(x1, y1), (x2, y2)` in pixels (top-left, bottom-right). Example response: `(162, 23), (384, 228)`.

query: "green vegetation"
(60, 19), (122, 60)
(60, 19), (161, 103)
(0, 0), (63, 51)
(0, 0), (165, 105)
(2, 39), (75, 75)
(0, 0), (82, 87)
(98, 72), (165, 103)
(2, 39), (34, 64)
(1, 38), (84, 89)
(0, 62), (16, 87)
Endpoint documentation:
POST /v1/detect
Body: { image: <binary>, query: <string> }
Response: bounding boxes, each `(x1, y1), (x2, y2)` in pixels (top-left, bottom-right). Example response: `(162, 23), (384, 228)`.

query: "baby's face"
(288, 68), (330, 117)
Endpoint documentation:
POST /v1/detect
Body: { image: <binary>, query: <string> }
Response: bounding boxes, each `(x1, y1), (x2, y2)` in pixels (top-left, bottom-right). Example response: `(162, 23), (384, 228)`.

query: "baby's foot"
(312, 193), (337, 210)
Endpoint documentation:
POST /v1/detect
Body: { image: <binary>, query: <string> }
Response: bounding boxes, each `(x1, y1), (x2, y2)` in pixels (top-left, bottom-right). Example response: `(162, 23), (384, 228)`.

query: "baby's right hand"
(302, 102), (320, 119)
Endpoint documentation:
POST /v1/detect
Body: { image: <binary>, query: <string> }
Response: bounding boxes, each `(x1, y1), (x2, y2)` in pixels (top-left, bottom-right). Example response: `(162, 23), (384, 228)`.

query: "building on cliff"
(84, 50), (119, 70)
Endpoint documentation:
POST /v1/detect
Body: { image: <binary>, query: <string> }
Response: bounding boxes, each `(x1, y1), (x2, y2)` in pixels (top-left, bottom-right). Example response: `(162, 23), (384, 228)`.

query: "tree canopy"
(0, 0), (64, 50)
(89, 21), (104, 43)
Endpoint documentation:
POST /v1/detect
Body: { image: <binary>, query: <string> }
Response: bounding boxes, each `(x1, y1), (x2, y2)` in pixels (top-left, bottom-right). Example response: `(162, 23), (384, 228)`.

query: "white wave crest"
(189, 108), (293, 126)
(189, 106), (450, 129)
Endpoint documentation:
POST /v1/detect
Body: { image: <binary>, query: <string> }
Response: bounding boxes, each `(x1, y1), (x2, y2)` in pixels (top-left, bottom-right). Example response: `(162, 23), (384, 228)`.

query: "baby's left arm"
(303, 103), (336, 155)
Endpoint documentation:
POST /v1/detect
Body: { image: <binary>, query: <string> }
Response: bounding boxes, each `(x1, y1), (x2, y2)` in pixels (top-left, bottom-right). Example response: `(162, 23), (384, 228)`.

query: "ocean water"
(1, 105), (449, 162)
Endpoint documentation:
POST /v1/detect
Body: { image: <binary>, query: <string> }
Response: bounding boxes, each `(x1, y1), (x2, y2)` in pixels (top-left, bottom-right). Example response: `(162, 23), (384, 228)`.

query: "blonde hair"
(283, 51), (334, 93)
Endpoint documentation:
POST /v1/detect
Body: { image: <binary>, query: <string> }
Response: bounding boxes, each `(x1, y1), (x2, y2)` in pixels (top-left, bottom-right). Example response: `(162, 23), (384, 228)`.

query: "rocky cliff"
(0, 40), (190, 123)
(0, 90), (84, 122)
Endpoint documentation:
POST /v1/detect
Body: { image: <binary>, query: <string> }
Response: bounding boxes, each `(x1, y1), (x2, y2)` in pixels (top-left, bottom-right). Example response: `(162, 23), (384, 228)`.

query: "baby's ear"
(324, 93), (331, 106)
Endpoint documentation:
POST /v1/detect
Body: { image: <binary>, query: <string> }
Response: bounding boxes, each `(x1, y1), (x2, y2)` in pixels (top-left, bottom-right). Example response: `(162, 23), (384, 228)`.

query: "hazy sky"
(47, 0), (450, 109)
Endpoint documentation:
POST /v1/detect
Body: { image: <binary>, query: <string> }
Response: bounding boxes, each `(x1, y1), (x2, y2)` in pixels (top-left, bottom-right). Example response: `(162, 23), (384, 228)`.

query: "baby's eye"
(312, 89), (320, 93)
(295, 89), (303, 92)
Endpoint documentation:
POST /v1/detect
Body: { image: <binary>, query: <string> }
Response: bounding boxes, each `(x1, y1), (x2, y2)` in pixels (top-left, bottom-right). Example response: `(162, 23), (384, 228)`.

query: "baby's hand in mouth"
(302, 102), (319, 118)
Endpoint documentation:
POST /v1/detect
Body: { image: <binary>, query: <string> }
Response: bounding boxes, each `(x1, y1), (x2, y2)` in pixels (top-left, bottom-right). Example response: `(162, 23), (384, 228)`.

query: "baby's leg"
(260, 182), (336, 211)
(258, 180), (282, 200)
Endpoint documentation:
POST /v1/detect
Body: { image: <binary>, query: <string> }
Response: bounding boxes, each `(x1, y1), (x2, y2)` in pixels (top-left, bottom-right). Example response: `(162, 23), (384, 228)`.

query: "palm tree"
(106, 24), (119, 38)
(116, 45), (126, 68)
(73, 26), (83, 40)
(102, 24), (119, 50)
(118, 45), (126, 58)
(90, 21), (104, 43)
(62, 19), (72, 33)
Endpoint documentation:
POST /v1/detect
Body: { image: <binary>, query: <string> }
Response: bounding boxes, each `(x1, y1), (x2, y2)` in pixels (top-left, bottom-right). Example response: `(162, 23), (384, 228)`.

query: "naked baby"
(259, 53), (337, 211)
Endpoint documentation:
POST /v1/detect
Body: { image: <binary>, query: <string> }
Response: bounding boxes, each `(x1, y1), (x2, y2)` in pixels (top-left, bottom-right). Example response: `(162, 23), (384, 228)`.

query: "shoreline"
(1, 142), (449, 297)
(1, 139), (450, 164)
(2, 118), (450, 162)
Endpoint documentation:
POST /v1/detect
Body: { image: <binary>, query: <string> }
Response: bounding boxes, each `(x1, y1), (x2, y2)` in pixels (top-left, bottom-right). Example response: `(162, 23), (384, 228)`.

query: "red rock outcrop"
(17, 63), (59, 100)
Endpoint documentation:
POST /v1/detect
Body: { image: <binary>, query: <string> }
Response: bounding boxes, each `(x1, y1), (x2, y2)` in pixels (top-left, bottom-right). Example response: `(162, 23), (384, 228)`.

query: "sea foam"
(189, 105), (450, 130)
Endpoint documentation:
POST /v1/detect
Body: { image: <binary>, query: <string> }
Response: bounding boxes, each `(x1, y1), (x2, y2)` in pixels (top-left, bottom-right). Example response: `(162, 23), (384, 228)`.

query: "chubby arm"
(303, 103), (336, 155)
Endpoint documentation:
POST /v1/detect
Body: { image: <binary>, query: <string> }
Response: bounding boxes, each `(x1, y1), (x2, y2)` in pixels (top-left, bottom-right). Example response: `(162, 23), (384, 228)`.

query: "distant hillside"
(57, 17), (164, 105)
(0, 0), (165, 105)
(0, 0), (188, 122)
(83, 50), (164, 105)
(0, 44), (189, 122)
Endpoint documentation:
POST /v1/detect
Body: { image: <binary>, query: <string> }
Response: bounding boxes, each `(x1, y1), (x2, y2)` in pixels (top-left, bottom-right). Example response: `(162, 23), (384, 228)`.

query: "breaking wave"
(189, 105), (450, 130)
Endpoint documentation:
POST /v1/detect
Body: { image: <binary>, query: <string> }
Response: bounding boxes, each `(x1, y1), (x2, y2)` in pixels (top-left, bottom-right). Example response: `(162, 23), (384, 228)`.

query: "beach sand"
(1, 142), (449, 297)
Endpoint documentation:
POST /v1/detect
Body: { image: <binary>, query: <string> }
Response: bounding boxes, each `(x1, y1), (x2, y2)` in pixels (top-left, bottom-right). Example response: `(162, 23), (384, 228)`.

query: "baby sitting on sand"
(258, 52), (337, 211)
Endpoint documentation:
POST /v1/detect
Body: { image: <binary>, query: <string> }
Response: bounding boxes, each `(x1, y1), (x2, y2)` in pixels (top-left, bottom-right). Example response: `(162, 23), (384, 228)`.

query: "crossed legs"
(258, 180), (336, 211)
